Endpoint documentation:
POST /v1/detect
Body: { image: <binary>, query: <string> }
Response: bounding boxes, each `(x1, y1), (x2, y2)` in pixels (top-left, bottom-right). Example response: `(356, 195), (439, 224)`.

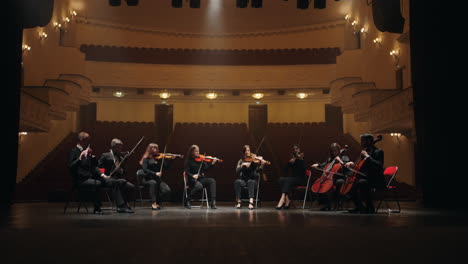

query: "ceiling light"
(252, 93), (264, 100)
(296, 93), (308, 99)
(159, 92), (171, 100)
(206, 92), (218, 100)
(113, 91), (125, 98)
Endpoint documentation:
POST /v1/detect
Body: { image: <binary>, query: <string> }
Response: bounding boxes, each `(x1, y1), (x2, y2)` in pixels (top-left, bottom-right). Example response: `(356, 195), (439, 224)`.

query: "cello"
(311, 146), (348, 193)
(339, 135), (383, 195)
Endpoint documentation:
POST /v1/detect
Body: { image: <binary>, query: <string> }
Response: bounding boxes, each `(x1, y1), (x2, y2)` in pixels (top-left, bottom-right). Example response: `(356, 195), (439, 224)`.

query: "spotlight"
(251, 0), (262, 8)
(172, 0), (182, 8)
(190, 0), (200, 8)
(297, 0), (310, 9)
(126, 0), (139, 6)
(109, 0), (121, 6)
(237, 0), (248, 8)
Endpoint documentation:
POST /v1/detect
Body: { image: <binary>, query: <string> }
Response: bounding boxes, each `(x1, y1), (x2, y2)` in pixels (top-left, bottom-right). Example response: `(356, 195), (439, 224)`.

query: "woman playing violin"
(344, 134), (385, 214)
(311, 143), (350, 211)
(184, 145), (219, 209)
(275, 144), (307, 209)
(139, 143), (175, 210)
(234, 145), (267, 210)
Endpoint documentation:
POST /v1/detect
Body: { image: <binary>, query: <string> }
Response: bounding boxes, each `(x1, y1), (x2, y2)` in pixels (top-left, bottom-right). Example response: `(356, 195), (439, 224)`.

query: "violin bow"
(159, 145), (167, 176)
(254, 135), (266, 155)
(109, 136), (145, 177)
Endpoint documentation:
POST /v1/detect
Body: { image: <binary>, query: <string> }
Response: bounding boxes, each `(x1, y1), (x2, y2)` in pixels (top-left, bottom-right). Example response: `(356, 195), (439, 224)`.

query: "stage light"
(109, 0), (121, 6)
(252, 93), (264, 100)
(237, 0), (248, 8)
(206, 92), (218, 100)
(113, 91), (125, 98)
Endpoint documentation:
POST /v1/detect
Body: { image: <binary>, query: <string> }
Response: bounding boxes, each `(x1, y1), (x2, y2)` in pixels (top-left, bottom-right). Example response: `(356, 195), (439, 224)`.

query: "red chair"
(376, 166), (401, 213)
(292, 170), (314, 209)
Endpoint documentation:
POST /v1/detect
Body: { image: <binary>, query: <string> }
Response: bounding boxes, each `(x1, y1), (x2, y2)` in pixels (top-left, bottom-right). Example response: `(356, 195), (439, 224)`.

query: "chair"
(291, 170), (314, 209)
(98, 168), (115, 211)
(183, 172), (209, 208)
(376, 166), (401, 214)
(63, 183), (89, 214)
(239, 173), (262, 208)
(134, 169), (154, 208)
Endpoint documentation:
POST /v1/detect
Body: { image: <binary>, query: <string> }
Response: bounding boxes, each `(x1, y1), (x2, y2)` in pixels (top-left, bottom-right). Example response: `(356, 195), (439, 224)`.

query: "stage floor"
(2, 202), (468, 263)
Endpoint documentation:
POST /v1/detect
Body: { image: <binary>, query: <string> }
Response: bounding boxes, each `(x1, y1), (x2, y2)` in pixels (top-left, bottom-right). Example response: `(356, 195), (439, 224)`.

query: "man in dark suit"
(98, 138), (135, 213)
(345, 133), (385, 214)
(68, 132), (106, 214)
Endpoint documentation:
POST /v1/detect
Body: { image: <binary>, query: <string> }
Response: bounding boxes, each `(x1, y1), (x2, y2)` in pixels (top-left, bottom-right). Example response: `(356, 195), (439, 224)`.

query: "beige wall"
(96, 100), (155, 122)
(95, 100), (327, 124)
(337, 0), (411, 90)
(74, 22), (344, 50)
(268, 101), (326, 123)
(17, 112), (77, 183)
(22, 0), (86, 86)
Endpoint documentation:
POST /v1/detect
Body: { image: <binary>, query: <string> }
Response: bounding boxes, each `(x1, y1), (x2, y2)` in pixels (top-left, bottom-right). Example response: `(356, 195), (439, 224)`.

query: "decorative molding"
(339, 82), (375, 114)
(75, 16), (345, 38)
(352, 89), (401, 122)
(44, 79), (81, 111)
(59, 74), (93, 104)
(23, 86), (70, 120)
(369, 88), (414, 135)
(397, 31), (410, 44)
(20, 91), (50, 132)
(80, 45), (341, 65)
(329, 77), (362, 106)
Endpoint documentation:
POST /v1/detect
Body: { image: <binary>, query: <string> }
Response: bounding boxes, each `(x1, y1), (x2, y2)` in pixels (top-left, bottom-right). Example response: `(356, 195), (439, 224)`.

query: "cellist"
(344, 134), (385, 214)
(311, 143), (350, 211)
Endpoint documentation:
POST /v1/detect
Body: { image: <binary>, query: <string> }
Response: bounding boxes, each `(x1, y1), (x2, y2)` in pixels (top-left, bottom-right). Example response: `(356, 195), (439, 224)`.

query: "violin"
(311, 146), (348, 194)
(244, 154), (271, 165)
(194, 154), (223, 163)
(340, 135), (382, 195)
(154, 153), (184, 159)
(293, 152), (305, 160)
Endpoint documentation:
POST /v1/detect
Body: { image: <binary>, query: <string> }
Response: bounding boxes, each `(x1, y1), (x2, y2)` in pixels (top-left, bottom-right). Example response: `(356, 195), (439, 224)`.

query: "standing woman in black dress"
(139, 143), (174, 210)
(184, 145), (219, 209)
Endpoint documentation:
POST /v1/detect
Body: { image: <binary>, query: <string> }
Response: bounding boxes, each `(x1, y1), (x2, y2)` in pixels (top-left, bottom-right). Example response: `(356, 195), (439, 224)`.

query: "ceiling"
(71, 0), (351, 34)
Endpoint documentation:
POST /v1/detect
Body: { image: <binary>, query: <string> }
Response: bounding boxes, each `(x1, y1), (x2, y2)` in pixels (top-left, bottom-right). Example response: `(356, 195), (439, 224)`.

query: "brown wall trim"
(80, 45), (340, 65)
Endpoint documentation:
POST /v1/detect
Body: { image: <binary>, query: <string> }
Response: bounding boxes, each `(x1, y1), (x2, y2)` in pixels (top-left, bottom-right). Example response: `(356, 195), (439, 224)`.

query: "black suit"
(141, 157), (172, 203)
(278, 158), (307, 194)
(68, 145), (104, 208)
(98, 151), (135, 208)
(351, 146), (385, 211)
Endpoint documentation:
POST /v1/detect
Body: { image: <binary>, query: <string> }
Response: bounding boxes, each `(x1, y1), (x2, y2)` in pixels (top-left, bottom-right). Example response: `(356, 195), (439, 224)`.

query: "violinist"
(275, 144), (306, 209)
(67, 132), (105, 214)
(234, 145), (267, 210)
(98, 138), (135, 213)
(311, 143), (350, 211)
(139, 143), (174, 210)
(344, 134), (385, 214)
(184, 145), (219, 209)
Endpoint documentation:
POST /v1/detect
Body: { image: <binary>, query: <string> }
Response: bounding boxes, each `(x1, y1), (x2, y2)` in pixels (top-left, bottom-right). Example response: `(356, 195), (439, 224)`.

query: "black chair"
(291, 170), (314, 209)
(239, 173), (262, 208)
(183, 172), (208, 208)
(134, 169), (154, 208)
(63, 183), (89, 214)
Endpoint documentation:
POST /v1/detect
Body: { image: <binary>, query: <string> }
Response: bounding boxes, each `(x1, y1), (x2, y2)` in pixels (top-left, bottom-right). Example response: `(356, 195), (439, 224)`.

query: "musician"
(311, 143), (350, 211)
(345, 134), (385, 214)
(275, 144), (306, 209)
(67, 132), (105, 214)
(139, 143), (174, 210)
(98, 138), (135, 213)
(184, 145), (218, 209)
(234, 145), (266, 210)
